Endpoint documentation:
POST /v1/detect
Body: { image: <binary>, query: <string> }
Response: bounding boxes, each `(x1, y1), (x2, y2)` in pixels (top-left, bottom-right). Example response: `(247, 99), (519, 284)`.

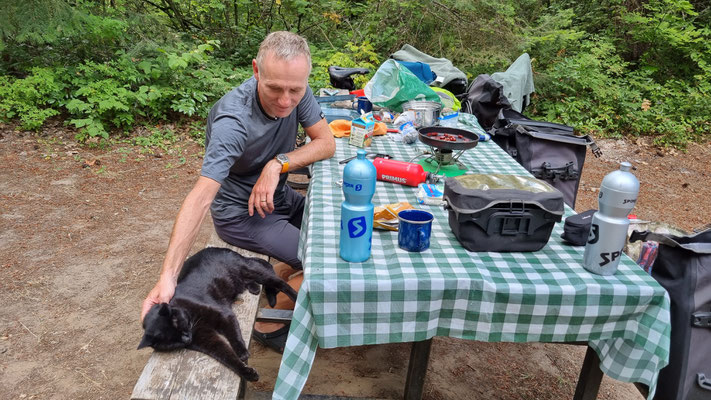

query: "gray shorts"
(212, 185), (305, 269)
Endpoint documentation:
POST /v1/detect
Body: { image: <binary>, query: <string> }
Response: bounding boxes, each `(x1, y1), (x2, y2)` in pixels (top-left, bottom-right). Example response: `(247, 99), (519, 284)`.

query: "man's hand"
(248, 160), (282, 218)
(140, 277), (176, 323)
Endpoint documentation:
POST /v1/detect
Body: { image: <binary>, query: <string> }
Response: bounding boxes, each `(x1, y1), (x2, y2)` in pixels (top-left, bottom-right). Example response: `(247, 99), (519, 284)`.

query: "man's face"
(253, 52), (310, 119)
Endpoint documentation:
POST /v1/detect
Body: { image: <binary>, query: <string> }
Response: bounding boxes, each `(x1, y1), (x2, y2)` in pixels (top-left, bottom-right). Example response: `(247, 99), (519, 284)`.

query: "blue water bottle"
(339, 149), (377, 262)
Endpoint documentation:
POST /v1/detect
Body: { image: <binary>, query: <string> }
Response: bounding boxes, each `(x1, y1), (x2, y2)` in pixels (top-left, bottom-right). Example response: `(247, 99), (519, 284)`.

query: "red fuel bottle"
(372, 158), (434, 187)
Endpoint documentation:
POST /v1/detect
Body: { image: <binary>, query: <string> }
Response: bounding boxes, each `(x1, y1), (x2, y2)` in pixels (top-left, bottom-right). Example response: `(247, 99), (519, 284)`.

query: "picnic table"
(272, 135), (671, 400)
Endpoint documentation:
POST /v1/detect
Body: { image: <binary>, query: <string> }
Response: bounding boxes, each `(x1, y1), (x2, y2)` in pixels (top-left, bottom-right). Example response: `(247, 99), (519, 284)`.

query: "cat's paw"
(246, 282), (260, 295)
(238, 349), (250, 361)
(241, 366), (259, 382)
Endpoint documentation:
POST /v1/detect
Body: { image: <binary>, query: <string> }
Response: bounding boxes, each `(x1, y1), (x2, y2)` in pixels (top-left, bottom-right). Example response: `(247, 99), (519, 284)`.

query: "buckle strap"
(583, 135), (603, 158)
(692, 311), (711, 328)
(531, 162), (579, 181)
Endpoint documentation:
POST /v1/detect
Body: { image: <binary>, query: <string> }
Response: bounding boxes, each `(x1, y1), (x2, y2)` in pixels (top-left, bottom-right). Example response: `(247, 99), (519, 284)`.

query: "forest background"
(2, 2), (711, 399)
(1, 0), (710, 148)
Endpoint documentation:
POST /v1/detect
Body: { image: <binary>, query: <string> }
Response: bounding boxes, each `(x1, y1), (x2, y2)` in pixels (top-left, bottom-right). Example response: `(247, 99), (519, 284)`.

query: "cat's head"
(138, 303), (192, 351)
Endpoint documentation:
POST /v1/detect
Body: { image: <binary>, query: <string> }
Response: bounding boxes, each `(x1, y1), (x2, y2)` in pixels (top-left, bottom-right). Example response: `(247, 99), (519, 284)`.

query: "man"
(140, 31), (335, 352)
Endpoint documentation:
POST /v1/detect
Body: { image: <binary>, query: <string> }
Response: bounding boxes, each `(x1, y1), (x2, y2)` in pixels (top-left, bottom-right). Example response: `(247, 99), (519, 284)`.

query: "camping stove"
(417, 148), (469, 177)
(411, 126), (480, 177)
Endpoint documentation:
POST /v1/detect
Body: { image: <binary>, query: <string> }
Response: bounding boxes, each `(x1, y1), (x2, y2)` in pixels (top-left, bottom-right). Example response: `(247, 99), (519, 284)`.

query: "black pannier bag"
(443, 174), (564, 252)
(629, 229), (711, 400)
(491, 109), (602, 208)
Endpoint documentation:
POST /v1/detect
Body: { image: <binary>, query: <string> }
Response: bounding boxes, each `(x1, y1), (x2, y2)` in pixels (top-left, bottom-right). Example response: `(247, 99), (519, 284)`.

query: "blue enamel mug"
(397, 209), (434, 252)
(356, 97), (373, 114)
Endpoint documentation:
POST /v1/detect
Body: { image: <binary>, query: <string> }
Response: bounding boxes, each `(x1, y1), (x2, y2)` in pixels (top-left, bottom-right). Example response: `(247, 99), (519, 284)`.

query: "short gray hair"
(256, 31), (311, 71)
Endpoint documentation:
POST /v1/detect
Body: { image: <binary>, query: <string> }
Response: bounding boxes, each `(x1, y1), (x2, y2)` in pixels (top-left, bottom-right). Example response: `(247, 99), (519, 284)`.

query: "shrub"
(310, 41), (381, 91)
(1, 40), (252, 141)
(0, 67), (65, 130)
(524, 5), (711, 147)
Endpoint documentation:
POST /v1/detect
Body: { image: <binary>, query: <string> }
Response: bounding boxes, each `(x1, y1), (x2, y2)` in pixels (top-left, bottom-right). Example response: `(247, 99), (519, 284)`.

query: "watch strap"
(276, 154), (289, 174)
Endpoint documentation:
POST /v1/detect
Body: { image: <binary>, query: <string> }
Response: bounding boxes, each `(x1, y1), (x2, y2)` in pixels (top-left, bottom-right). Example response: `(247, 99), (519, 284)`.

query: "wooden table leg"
(404, 339), (433, 400)
(573, 346), (603, 400)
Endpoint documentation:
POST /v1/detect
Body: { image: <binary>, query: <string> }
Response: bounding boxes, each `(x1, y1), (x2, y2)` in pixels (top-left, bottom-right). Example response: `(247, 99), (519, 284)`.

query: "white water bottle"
(583, 162), (639, 275)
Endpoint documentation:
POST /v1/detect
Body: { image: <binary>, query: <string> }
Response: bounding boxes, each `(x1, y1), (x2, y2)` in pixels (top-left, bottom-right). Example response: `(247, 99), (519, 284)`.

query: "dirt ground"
(1, 120), (710, 400)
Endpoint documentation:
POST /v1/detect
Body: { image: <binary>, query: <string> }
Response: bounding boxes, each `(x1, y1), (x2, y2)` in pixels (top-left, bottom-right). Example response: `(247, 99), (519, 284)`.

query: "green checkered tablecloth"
(273, 136), (670, 400)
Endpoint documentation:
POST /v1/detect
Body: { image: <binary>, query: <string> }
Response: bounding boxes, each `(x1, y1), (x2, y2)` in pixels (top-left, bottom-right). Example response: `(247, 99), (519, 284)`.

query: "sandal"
(252, 324), (290, 353)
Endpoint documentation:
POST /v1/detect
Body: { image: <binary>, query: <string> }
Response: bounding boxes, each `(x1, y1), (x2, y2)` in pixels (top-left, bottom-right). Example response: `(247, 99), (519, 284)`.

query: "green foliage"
(0, 1), (132, 74)
(131, 126), (178, 152)
(526, 1), (711, 147)
(341, 0), (522, 75)
(1, 39), (251, 142)
(1, 0), (710, 148)
(621, 0), (711, 80)
(187, 120), (206, 147)
(0, 68), (65, 130)
(522, 8), (587, 67)
(311, 41), (381, 90)
(65, 59), (139, 139)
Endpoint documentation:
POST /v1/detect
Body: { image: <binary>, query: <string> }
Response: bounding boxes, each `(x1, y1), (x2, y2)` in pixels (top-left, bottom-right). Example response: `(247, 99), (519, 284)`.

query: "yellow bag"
(431, 87), (461, 111)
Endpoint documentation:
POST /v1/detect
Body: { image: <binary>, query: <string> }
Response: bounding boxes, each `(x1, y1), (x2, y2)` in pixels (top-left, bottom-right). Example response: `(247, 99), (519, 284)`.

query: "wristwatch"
(275, 153), (289, 174)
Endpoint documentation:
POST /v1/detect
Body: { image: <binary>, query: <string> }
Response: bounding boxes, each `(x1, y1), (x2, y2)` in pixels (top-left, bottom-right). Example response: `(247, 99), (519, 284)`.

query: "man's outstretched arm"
(140, 176), (221, 321)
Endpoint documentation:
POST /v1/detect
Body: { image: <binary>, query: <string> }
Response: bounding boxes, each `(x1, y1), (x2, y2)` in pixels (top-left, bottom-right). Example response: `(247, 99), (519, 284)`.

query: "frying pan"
(418, 126), (479, 151)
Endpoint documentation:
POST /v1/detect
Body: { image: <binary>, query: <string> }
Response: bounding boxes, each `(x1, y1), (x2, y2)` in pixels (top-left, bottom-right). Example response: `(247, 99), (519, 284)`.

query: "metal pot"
(402, 100), (441, 128)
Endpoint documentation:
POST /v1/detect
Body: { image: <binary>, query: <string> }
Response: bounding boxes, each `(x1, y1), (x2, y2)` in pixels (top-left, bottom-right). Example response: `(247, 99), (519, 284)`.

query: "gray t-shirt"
(201, 76), (324, 220)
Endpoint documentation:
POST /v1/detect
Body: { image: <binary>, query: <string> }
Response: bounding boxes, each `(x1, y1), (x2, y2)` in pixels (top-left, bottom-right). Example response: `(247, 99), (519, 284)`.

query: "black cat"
(138, 247), (297, 381)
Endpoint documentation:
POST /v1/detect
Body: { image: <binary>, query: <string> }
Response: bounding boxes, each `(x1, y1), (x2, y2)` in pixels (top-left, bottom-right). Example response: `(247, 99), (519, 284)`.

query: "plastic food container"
(322, 107), (360, 123)
(402, 100), (442, 128)
(438, 111), (459, 127)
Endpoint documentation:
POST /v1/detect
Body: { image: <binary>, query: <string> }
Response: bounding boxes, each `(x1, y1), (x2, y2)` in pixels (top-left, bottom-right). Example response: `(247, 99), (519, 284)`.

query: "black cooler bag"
(443, 174), (564, 252)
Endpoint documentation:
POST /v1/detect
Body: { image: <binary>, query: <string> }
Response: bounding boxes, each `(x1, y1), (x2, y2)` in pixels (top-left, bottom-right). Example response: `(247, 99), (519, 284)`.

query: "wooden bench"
(131, 232), (267, 400)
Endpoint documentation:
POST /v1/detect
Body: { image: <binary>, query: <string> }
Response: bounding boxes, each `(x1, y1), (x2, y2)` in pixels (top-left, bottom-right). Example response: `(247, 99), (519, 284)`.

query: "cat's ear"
(137, 335), (153, 350)
(158, 303), (171, 316)
(171, 308), (187, 329)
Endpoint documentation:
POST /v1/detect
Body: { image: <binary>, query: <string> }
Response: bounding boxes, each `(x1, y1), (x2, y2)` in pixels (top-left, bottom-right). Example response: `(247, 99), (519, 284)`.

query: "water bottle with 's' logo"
(340, 149), (376, 262)
(583, 162), (639, 275)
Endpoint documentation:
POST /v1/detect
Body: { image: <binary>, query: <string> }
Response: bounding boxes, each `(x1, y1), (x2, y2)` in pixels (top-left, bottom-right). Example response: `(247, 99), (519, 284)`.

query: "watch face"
(277, 154), (288, 164)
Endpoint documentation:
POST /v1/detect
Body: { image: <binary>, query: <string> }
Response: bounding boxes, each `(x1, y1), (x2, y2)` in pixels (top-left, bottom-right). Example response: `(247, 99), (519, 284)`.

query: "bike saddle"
(328, 66), (370, 90)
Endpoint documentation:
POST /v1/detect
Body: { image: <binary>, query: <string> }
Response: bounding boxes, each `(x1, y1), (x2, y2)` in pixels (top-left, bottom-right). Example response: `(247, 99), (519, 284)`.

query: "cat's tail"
(263, 281), (298, 307)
